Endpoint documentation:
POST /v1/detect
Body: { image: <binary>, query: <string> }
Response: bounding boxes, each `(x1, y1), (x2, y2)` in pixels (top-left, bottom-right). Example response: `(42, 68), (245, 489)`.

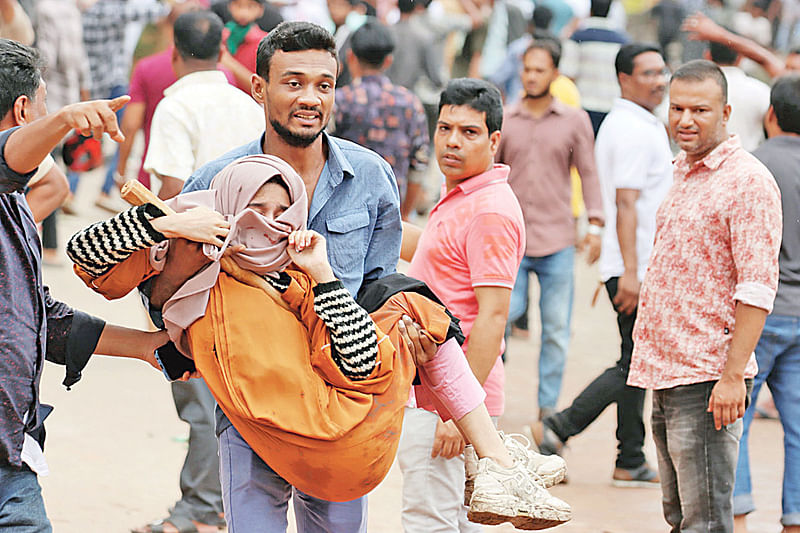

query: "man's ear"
(722, 102), (732, 124)
(251, 74), (267, 104)
(11, 95), (29, 126)
(489, 129), (501, 156)
(382, 54), (393, 71)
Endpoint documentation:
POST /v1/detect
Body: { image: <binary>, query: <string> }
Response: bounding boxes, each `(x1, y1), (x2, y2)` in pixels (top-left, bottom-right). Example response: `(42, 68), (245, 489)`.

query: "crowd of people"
(0, 0), (799, 531)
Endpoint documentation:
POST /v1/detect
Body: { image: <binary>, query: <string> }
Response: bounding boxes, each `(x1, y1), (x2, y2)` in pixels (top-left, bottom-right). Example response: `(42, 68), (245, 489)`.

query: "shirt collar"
(582, 16), (619, 30)
(675, 134), (741, 173)
(163, 70), (228, 96)
(613, 97), (660, 125)
(437, 164), (510, 205)
(321, 132), (355, 185)
(509, 98), (566, 119)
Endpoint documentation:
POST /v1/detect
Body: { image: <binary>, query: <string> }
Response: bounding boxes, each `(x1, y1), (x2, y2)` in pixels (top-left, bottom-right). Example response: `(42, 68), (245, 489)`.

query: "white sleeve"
(143, 100), (196, 182)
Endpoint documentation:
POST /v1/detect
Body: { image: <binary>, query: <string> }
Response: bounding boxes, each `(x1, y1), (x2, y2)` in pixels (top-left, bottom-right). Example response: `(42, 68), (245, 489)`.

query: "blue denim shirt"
(183, 132), (402, 295)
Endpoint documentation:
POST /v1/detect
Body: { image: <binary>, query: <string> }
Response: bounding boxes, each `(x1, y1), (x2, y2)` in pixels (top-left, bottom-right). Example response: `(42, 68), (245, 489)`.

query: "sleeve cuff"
(733, 282), (776, 313)
(63, 311), (106, 388)
(313, 279), (346, 297)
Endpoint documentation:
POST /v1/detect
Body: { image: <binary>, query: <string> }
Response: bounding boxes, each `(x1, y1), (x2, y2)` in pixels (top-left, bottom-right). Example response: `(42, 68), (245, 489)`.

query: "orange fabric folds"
(189, 270), (452, 501)
(73, 248), (159, 300)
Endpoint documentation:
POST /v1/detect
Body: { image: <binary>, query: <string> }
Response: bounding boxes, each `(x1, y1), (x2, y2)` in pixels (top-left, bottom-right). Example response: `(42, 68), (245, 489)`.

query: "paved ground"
(38, 168), (786, 533)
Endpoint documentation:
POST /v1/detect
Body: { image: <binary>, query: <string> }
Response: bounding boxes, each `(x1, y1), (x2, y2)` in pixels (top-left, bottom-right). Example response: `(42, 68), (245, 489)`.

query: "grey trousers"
(170, 378), (224, 524)
(652, 381), (746, 533)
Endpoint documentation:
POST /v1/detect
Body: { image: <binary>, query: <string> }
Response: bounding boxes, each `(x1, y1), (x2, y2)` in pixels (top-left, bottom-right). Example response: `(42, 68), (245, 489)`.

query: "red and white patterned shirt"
(629, 135), (782, 390)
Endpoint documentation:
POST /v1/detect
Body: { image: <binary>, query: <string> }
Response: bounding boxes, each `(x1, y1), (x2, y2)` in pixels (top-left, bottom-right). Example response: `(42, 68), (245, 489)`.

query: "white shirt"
(596, 98), (673, 282)
(720, 65), (771, 152)
(144, 70), (265, 181)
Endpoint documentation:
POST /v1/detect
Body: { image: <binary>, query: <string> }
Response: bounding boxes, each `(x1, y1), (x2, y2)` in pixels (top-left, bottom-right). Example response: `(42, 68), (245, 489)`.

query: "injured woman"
(65, 154), (571, 531)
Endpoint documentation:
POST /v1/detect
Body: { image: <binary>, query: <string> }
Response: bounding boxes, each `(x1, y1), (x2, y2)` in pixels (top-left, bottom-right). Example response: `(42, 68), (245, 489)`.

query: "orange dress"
(75, 253), (453, 501)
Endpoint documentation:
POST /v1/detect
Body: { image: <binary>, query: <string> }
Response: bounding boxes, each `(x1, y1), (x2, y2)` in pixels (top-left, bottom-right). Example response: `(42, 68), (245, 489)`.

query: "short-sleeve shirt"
(335, 74), (429, 200)
(143, 70), (265, 182)
(407, 165), (525, 415)
(629, 136), (782, 390)
(595, 98), (673, 282)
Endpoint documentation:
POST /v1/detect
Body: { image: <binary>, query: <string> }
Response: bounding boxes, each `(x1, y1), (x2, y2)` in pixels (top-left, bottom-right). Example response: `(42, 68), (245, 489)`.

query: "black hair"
(438, 78), (503, 134)
(265, 175), (292, 199)
(256, 21), (338, 80)
(0, 39), (45, 120)
(398, 0), (417, 14)
(590, 0), (612, 18)
(708, 34), (739, 65)
(615, 42), (663, 76)
(670, 59), (728, 104)
(350, 18), (395, 68)
(770, 74), (800, 135)
(531, 5), (553, 30)
(174, 11), (224, 62)
(523, 38), (561, 68)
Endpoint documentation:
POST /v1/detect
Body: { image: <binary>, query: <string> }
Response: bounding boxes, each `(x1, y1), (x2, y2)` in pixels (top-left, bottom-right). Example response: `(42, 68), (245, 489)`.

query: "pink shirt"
(128, 49), (236, 185)
(496, 99), (604, 257)
(629, 136), (781, 390)
(408, 165), (526, 415)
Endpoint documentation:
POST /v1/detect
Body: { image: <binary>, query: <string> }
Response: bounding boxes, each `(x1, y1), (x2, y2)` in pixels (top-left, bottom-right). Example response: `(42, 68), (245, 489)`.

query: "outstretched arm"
(5, 97), (130, 175)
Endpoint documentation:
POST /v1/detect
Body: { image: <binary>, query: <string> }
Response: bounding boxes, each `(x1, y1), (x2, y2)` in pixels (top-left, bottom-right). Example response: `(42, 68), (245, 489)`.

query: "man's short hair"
(174, 11), (224, 62)
(531, 5), (553, 30)
(0, 39), (44, 120)
(256, 21), (337, 80)
(708, 37), (739, 65)
(615, 43), (663, 76)
(770, 74), (800, 135)
(523, 38), (562, 68)
(438, 78), (503, 134)
(590, 0), (612, 18)
(398, 0), (416, 14)
(350, 18), (395, 68)
(670, 59), (728, 105)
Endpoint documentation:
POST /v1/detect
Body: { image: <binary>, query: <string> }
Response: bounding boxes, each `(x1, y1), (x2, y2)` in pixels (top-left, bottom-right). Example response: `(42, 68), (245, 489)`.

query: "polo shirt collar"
(453, 164), (510, 195)
(163, 70), (228, 96)
(676, 134), (741, 172)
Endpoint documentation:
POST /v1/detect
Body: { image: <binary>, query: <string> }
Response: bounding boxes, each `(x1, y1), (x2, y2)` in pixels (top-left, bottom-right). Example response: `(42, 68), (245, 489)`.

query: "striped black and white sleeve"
(66, 204), (166, 277)
(313, 280), (378, 380)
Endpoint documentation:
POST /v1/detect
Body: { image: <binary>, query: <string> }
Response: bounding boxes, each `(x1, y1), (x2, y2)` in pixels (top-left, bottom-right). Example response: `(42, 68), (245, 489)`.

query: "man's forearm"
(5, 109), (75, 174)
(725, 302), (768, 379)
(465, 311), (506, 384)
(616, 203), (638, 272)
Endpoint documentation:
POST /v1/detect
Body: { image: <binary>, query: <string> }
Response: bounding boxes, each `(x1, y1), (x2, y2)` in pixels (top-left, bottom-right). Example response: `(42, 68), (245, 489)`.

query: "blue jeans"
(734, 314), (800, 526)
(219, 425), (368, 533)
(0, 463), (52, 532)
(508, 246), (575, 409)
(101, 84), (127, 195)
(653, 381), (748, 533)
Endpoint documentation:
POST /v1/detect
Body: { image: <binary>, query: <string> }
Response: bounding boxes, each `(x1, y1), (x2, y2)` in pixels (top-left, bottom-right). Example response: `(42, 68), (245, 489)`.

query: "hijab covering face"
(152, 154), (308, 354)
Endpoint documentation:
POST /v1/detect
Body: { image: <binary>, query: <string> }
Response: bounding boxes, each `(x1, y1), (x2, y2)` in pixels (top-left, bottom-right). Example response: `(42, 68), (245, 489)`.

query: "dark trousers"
(544, 277), (646, 469)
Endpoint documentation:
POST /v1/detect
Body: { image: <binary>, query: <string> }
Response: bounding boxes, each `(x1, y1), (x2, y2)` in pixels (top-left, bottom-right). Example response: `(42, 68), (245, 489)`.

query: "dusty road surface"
(38, 171), (785, 533)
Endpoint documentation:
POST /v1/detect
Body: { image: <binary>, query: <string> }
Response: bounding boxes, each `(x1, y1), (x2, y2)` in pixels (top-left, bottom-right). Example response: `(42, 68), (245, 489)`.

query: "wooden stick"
(120, 180), (175, 215)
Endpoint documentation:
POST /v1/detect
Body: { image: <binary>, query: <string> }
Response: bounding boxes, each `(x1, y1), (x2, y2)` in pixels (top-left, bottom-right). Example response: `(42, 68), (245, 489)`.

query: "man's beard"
(270, 118), (325, 148)
(524, 87), (550, 100)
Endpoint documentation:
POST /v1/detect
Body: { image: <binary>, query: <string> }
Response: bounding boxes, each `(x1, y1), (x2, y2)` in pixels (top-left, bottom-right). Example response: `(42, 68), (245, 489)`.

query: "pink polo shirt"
(408, 164), (525, 415)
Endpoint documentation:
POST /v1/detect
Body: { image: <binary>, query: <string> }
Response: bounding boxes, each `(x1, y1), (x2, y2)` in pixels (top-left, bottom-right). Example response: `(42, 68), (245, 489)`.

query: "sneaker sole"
(465, 466), (566, 507)
(468, 498), (571, 530)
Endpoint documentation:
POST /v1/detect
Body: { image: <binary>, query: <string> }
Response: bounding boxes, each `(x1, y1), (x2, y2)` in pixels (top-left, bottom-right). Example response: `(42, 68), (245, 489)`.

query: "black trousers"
(544, 277), (646, 469)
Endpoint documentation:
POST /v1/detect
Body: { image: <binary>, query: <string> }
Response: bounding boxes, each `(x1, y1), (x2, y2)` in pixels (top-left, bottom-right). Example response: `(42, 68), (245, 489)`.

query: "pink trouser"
(413, 338), (486, 422)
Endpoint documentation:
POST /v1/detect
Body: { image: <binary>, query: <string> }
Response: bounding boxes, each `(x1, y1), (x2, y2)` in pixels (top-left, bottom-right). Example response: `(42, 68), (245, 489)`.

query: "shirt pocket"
(325, 209), (370, 276)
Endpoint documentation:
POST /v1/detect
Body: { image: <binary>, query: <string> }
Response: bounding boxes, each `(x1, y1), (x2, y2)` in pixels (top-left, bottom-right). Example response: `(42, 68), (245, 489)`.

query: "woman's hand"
(287, 230), (336, 283)
(151, 207), (230, 247)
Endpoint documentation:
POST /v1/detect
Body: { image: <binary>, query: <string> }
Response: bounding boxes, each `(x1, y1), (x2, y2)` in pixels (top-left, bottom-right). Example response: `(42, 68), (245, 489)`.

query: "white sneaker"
(468, 456), (572, 530)
(464, 432), (567, 506)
